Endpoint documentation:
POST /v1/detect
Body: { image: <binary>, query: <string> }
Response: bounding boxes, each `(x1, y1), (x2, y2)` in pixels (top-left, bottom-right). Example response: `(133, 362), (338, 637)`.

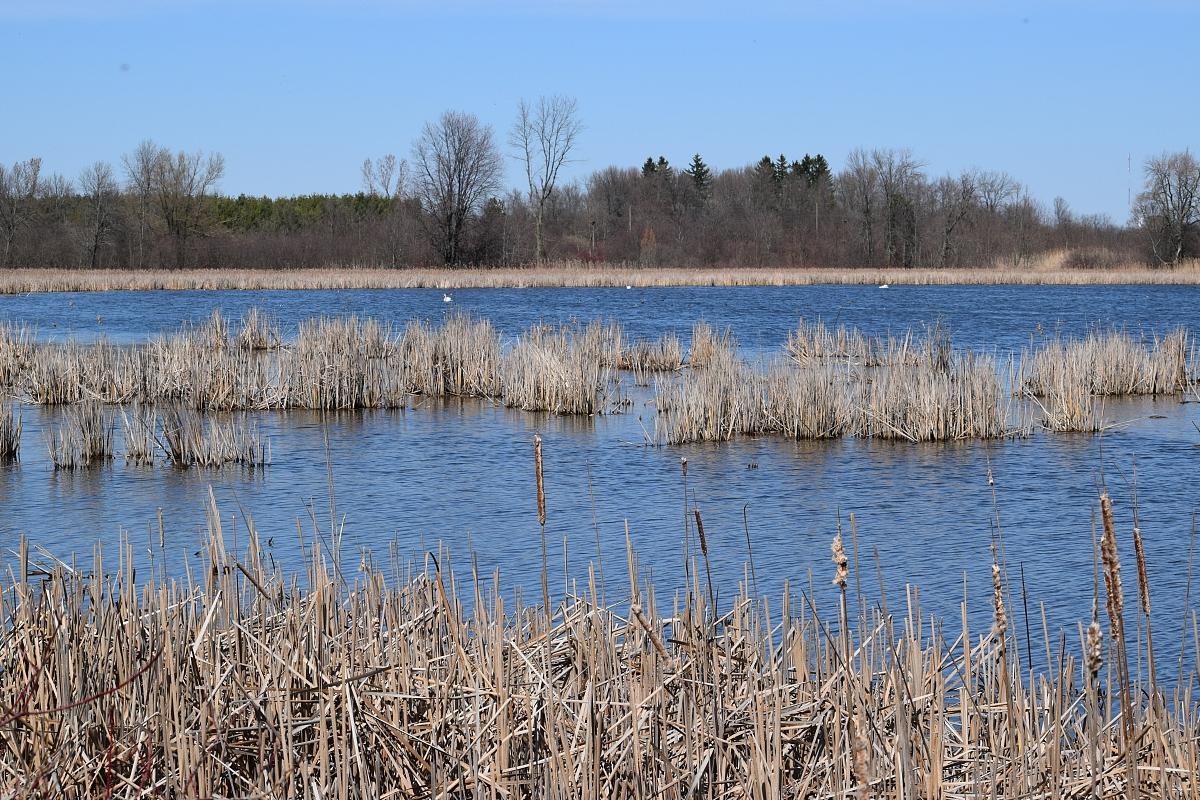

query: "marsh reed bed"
(1, 487), (1197, 798)
(4, 261), (1200, 295)
(0, 311), (1194, 446)
(1018, 327), (1193, 433)
(45, 403), (114, 469)
(660, 321), (1028, 444)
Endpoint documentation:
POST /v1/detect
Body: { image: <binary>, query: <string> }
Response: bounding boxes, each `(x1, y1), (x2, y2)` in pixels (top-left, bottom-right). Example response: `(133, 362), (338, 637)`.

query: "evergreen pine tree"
(683, 153), (713, 201)
(774, 154), (789, 185)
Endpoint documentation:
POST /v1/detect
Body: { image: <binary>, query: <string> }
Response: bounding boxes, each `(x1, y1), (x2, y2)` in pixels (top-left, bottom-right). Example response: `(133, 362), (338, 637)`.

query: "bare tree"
(934, 172), (976, 267)
(510, 95), (582, 262)
(1053, 196), (1074, 248)
(128, 142), (224, 269)
(79, 161), (118, 268)
(362, 154), (407, 198)
(362, 153), (416, 267)
(974, 169), (1020, 263)
(0, 157), (42, 267)
(158, 149), (224, 268)
(839, 148), (879, 264)
(122, 141), (160, 268)
(412, 110), (503, 265)
(872, 148), (924, 267)
(1135, 151), (1200, 265)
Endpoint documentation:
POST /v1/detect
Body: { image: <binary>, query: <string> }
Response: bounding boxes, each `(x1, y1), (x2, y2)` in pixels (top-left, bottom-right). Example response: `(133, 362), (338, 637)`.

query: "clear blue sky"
(1, 0), (1195, 223)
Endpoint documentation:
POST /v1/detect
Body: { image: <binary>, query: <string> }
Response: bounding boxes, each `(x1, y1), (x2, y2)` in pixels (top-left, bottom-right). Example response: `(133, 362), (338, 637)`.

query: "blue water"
(0, 284), (1198, 677)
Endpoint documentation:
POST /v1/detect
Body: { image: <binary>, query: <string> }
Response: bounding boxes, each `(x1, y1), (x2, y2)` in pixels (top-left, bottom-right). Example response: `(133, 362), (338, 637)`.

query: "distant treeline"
(1, 109), (1195, 270)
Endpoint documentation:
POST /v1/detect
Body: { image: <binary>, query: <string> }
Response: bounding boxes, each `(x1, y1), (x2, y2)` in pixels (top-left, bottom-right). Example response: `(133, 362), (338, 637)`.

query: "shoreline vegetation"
(3, 259), (1200, 294)
(0, 487), (1195, 796)
(0, 311), (1193, 458)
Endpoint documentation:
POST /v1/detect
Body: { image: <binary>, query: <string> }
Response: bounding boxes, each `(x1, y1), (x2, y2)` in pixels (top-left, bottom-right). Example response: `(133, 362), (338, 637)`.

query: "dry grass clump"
(687, 320), (735, 367)
(765, 362), (855, 439)
(0, 489), (1195, 797)
(235, 306), (283, 351)
(1020, 327), (1193, 397)
(618, 333), (684, 382)
(855, 354), (1022, 441)
(787, 318), (876, 363)
(498, 320), (631, 414)
(0, 401), (20, 462)
(161, 407), (269, 467)
(658, 350), (765, 443)
(284, 316), (404, 409)
(25, 341), (88, 405)
(120, 405), (156, 465)
(787, 319), (953, 369)
(1017, 327), (1194, 433)
(400, 313), (502, 398)
(185, 308), (233, 350)
(1030, 358), (1105, 433)
(45, 402), (113, 469)
(659, 349), (1028, 445)
(0, 322), (33, 386)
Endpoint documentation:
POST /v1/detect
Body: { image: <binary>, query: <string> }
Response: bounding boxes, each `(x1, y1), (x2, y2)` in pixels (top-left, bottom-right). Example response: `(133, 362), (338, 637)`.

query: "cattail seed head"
(1099, 493), (1124, 633)
(831, 531), (848, 590)
(1133, 526), (1151, 616)
(1086, 619), (1103, 679)
(694, 508), (708, 556)
(991, 561), (1007, 638)
(534, 434), (546, 527)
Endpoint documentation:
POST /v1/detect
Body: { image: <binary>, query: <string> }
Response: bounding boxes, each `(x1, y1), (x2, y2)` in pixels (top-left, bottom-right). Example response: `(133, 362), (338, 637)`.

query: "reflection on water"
(0, 285), (1197, 676)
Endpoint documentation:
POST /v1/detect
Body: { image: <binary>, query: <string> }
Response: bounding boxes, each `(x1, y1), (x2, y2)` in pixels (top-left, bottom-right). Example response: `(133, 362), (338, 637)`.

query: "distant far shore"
(2, 262), (1200, 294)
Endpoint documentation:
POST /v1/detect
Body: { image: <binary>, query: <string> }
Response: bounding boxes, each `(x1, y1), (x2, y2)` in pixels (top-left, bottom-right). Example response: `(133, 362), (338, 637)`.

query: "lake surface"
(1, 284), (1198, 675)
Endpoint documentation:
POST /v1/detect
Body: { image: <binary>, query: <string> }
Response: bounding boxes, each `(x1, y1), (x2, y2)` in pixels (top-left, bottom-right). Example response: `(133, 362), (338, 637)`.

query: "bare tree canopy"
(78, 161), (118, 269)
(0, 157), (43, 267)
(510, 95), (582, 261)
(122, 141), (224, 269)
(1135, 151), (1200, 265)
(412, 110), (503, 265)
(363, 154), (408, 198)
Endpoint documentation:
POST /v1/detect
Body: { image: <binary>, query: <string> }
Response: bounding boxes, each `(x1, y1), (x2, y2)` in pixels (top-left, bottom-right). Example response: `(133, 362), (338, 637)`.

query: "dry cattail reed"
(1133, 524), (1158, 693)
(1099, 494), (1125, 629)
(1099, 491), (1137, 767)
(991, 560), (1008, 639)
(534, 434), (546, 527)
(850, 711), (870, 800)
(1085, 619), (1103, 680)
(0, 401), (19, 462)
(534, 433), (549, 615)
(832, 530), (849, 590)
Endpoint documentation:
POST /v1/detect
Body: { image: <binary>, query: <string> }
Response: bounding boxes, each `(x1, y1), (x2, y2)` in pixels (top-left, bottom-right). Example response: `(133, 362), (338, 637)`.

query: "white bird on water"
(443, 293), (452, 303)
(878, 283), (890, 289)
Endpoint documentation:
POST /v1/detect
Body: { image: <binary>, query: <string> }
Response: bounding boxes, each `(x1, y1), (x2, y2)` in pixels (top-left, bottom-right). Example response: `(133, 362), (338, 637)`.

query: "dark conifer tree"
(684, 153), (713, 202)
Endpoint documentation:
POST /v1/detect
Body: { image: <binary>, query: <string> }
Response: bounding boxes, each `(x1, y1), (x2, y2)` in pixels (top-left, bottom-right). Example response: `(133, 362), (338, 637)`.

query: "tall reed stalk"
(0, 401), (19, 462)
